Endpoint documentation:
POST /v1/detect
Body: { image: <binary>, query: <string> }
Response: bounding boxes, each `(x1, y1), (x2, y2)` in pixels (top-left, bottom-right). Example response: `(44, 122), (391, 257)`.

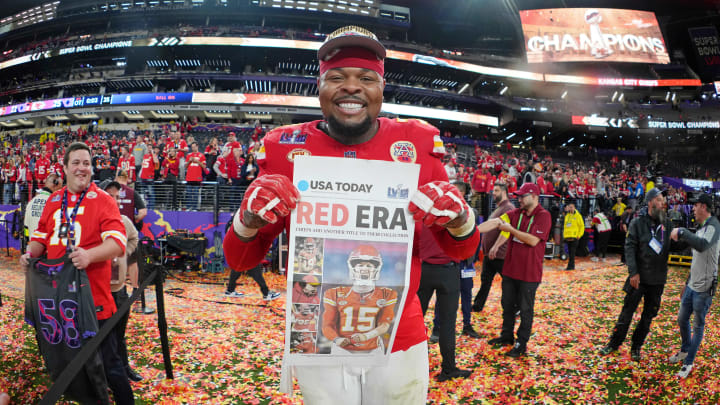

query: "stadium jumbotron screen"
(520, 8), (670, 64)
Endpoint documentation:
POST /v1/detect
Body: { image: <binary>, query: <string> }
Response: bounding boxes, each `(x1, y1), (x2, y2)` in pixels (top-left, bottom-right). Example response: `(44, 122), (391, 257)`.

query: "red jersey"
(471, 172), (488, 193)
(35, 158), (51, 182)
(322, 286), (397, 351)
(292, 311), (318, 332)
(162, 156), (180, 177)
(4, 163), (17, 182)
(30, 183), (127, 320)
(118, 155), (136, 181)
(226, 156), (242, 180)
(214, 155), (228, 177)
(185, 152), (206, 182)
(225, 141), (242, 156)
(577, 184), (586, 198)
(51, 162), (63, 179)
(139, 153), (156, 180)
(169, 139), (188, 159)
(20, 164), (32, 183)
(486, 174), (496, 193)
(223, 118), (480, 353)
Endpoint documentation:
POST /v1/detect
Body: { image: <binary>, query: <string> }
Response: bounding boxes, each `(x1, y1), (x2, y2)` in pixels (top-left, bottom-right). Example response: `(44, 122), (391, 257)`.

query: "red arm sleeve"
(426, 150), (481, 260)
(222, 216), (286, 271)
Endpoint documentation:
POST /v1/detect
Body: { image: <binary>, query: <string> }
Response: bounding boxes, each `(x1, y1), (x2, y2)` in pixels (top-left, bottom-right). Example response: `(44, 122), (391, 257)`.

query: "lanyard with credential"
(61, 187), (89, 252)
(516, 212), (534, 233)
(650, 223), (665, 245)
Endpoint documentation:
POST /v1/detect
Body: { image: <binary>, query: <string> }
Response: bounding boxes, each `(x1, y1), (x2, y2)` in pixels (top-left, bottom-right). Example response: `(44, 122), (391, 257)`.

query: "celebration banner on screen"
(520, 8), (670, 64)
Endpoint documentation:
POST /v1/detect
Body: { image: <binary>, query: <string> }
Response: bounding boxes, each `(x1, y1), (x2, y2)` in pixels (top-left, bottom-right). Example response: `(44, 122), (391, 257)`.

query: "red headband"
(319, 47), (384, 77)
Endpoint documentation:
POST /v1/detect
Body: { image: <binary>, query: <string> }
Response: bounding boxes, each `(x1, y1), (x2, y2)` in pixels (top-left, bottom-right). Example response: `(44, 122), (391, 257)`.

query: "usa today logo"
(296, 180), (374, 193)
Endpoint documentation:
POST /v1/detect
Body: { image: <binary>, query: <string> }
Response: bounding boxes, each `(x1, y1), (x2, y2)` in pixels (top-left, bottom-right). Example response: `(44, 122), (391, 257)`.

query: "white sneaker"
(591, 257), (599, 262)
(669, 351), (688, 364)
(224, 291), (244, 297)
(263, 291), (281, 301)
(677, 364), (693, 378)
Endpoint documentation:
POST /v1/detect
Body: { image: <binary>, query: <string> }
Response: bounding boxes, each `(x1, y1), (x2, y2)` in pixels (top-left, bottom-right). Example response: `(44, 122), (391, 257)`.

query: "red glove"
(239, 174), (300, 226)
(408, 181), (468, 227)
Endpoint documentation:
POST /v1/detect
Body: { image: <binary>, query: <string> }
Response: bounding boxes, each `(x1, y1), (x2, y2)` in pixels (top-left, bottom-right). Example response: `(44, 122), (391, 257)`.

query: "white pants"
(295, 341), (429, 405)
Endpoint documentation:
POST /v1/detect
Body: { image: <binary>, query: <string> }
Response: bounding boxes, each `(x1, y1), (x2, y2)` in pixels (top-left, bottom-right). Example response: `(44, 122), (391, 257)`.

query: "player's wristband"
(233, 210), (259, 240)
(25, 249), (34, 258)
(447, 209), (476, 238)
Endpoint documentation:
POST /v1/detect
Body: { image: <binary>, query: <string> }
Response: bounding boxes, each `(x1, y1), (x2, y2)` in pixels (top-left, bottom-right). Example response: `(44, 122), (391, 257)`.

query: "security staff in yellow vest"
(563, 202), (585, 270)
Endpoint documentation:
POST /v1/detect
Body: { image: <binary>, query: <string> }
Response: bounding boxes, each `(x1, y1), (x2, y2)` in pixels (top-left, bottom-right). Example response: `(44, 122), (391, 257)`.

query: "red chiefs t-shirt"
(4, 163), (17, 182)
(215, 155), (227, 177)
(223, 118), (480, 353)
(185, 152), (205, 182)
(139, 153), (155, 180)
(30, 183), (127, 320)
(118, 155), (136, 181)
(35, 158), (51, 182)
(51, 162), (63, 179)
(224, 141), (242, 156)
(170, 139), (188, 159)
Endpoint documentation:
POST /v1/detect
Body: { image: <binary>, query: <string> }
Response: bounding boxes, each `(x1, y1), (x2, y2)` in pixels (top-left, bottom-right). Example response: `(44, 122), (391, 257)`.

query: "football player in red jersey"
(296, 237), (322, 274)
(322, 245), (397, 354)
(223, 26), (479, 403)
(292, 303), (319, 332)
(21, 142), (134, 404)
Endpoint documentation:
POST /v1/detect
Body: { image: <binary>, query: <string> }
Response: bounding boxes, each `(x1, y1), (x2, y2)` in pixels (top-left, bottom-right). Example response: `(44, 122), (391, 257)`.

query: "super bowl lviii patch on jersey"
(390, 141), (416, 163)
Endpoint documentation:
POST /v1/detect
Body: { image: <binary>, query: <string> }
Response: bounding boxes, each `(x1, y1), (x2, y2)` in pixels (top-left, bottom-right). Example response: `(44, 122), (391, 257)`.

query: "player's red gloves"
(234, 174), (300, 237)
(408, 181), (475, 236)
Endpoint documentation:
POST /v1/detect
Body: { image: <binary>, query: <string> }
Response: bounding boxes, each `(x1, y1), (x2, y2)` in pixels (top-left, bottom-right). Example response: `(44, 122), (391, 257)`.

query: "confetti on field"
(1, 250), (719, 404)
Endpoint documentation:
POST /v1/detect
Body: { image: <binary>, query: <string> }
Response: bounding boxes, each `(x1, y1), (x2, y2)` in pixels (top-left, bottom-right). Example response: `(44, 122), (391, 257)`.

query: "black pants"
(595, 231), (611, 258)
(607, 283), (664, 350)
(473, 257), (504, 311)
(500, 275), (540, 346)
(98, 318), (135, 405)
(417, 262), (460, 372)
(227, 265), (269, 296)
(565, 238), (578, 269)
(111, 287), (131, 371)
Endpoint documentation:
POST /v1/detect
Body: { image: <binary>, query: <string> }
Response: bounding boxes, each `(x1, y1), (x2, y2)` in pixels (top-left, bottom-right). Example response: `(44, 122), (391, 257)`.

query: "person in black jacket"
(599, 188), (674, 361)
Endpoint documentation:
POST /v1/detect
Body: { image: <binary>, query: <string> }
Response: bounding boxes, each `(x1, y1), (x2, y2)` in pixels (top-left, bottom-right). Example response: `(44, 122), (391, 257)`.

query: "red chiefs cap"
(514, 183), (541, 196)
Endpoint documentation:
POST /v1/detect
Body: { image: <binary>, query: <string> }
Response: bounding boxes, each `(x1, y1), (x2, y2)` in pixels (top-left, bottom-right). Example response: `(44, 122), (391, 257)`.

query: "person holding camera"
(669, 193), (719, 378)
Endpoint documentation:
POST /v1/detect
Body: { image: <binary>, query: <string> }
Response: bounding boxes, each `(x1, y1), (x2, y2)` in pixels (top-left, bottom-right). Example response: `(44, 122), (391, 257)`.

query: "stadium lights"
(561, 90), (568, 99)
(499, 86), (509, 96)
